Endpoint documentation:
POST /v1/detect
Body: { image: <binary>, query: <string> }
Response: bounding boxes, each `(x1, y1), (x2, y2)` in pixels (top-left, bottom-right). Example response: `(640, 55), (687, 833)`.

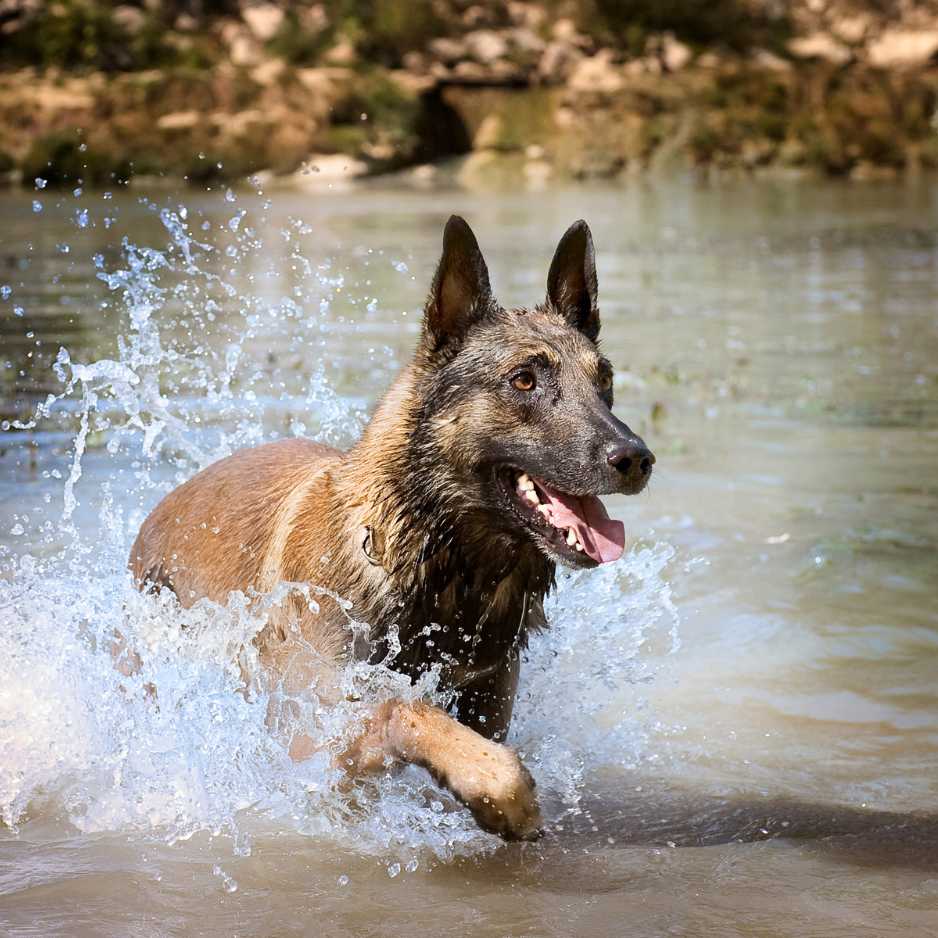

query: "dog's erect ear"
(424, 216), (492, 351)
(546, 220), (599, 342)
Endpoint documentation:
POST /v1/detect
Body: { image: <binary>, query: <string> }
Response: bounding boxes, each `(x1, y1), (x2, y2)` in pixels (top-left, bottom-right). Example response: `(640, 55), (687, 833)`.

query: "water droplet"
(10, 523), (24, 536)
(387, 862), (401, 878)
(225, 188), (236, 202)
(212, 865), (238, 893)
(56, 243), (70, 255)
(392, 260), (408, 273)
(72, 187), (83, 198)
(337, 874), (349, 887)
(32, 200), (42, 213)
(13, 306), (24, 317)
(0, 285), (10, 300)
(34, 177), (47, 189)
(75, 209), (89, 229)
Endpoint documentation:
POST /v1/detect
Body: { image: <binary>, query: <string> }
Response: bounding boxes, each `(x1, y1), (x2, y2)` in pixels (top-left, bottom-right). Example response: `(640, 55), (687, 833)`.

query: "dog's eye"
(599, 373), (613, 393)
(511, 371), (536, 392)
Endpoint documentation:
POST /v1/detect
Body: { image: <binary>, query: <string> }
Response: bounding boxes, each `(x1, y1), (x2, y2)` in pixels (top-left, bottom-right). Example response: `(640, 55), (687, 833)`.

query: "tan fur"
(129, 373), (542, 839)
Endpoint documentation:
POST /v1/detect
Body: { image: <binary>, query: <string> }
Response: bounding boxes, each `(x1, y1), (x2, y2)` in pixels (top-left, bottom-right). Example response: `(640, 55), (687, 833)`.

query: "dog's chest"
(367, 561), (547, 689)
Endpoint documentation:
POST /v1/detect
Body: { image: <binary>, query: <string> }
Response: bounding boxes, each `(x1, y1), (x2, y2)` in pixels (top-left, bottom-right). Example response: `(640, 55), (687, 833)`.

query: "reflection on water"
(1, 173), (937, 936)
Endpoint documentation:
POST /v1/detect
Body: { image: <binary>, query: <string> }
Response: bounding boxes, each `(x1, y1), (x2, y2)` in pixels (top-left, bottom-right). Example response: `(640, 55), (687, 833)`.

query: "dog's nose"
(607, 440), (655, 477)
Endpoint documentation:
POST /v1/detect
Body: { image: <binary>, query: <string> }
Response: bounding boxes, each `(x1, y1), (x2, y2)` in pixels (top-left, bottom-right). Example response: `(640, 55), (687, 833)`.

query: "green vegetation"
(21, 132), (130, 186)
(572, 0), (792, 54)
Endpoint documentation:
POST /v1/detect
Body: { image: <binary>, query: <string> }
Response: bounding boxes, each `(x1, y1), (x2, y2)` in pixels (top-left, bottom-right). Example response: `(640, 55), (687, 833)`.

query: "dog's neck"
(336, 365), (554, 682)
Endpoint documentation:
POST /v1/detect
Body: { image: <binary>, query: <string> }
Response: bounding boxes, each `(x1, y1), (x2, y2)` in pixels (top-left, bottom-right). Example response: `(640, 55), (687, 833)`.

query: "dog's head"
(413, 216), (654, 569)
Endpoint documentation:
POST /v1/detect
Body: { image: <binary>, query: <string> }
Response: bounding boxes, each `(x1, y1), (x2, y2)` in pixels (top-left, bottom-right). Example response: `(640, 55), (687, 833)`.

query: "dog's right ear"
(423, 216), (492, 352)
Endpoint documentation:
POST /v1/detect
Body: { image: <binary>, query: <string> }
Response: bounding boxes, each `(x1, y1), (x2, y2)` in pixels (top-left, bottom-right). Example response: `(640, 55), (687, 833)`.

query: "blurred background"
(2, 4), (938, 936)
(1, 0), (937, 187)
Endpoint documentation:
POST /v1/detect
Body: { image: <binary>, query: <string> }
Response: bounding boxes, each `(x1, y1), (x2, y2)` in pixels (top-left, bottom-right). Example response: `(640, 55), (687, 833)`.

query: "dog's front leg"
(342, 699), (541, 841)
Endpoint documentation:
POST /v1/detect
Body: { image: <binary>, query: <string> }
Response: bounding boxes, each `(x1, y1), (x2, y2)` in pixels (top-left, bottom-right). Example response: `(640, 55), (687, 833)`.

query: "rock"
(410, 163), (437, 185)
(428, 37), (466, 66)
(850, 160), (898, 181)
(567, 50), (624, 94)
(788, 33), (851, 65)
(538, 40), (583, 82)
(294, 153), (367, 186)
(323, 37), (357, 66)
(462, 5), (492, 29)
(778, 138), (807, 166)
(230, 32), (262, 66)
(250, 58), (285, 86)
(867, 30), (938, 68)
(296, 67), (333, 95)
(551, 18), (578, 43)
(299, 4), (329, 33)
(832, 14), (872, 45)
(752, 49), (792, 72)
(465, 30), (509, 65)
(661, 33), (692, 71)
(242, 3), (284, 42)
(113, 5), (146, 35)
(508, 1), (546, 30)
(452, 60), (491, 83)
(220, 21), (263, 66)
(510, 27), (546, 59)
(157, 110), (200, 131)
(212, 109), (266, 138)
(624, 56), (660, 77)
(696, 51), (722, 69)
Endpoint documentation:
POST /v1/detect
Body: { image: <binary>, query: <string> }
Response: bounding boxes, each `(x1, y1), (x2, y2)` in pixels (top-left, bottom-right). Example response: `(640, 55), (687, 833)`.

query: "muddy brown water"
(1, 173), (937, 936)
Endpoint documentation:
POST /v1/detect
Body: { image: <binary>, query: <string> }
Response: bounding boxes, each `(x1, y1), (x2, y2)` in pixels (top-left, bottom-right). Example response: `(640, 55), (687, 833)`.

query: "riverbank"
(2, 1), (937, 186)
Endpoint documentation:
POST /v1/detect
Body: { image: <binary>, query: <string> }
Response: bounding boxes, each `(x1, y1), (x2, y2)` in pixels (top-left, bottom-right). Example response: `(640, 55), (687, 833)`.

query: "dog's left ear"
(547, 220), (599, 342)
(424, 215), (493, 352)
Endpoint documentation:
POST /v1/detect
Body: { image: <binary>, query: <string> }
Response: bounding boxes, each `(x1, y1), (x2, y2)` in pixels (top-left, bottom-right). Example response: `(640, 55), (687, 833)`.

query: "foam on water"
(0, 188), (679, 865)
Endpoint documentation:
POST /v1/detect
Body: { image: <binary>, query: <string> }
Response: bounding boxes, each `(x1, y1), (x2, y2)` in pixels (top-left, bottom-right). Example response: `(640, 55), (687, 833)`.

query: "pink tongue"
(536, 483), (625, 564)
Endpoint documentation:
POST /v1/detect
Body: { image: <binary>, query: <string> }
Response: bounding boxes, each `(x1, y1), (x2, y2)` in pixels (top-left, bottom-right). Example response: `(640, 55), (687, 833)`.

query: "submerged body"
(129, 217), (653, 839)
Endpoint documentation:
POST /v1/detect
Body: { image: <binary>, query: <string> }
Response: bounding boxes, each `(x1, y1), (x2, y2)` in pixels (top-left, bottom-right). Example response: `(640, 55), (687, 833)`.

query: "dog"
(128, 216), (654, 841)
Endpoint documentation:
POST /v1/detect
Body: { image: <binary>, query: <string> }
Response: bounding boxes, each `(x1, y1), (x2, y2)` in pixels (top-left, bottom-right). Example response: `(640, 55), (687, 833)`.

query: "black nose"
(607, 441), (656, 477)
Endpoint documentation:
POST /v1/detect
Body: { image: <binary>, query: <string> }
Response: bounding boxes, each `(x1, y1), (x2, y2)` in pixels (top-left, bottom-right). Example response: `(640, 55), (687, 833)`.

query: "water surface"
(1, 173), (937, 936)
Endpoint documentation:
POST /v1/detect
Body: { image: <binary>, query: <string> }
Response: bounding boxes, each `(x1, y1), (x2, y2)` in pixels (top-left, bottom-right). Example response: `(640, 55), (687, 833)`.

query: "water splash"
(0, 190), (679, 865)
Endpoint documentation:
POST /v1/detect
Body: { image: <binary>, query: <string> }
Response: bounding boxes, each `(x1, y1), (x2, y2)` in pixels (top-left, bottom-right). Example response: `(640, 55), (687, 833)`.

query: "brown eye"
(512, 370), (536, 392)
(599, 373), (613, 393)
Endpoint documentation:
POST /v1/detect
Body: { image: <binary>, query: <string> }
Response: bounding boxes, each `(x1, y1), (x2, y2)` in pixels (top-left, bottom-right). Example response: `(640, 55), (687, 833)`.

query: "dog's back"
(130, 437), (342, 607)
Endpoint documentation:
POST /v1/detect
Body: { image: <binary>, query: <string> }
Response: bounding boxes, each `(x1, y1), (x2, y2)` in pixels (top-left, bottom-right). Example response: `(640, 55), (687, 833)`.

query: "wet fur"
(129, 217), (652, 840)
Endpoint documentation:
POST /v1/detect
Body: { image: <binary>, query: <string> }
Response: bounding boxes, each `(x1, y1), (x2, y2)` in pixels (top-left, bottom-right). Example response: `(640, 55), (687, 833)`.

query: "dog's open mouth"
(500, 469), (625, 566)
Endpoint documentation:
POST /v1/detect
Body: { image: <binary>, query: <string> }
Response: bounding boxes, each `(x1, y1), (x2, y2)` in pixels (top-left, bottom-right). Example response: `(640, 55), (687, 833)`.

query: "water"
(1, 172), (937, 936)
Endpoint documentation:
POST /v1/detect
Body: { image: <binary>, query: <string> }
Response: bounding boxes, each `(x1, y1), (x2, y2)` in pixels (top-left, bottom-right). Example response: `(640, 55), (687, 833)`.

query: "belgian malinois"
(128, 217), (654, 840)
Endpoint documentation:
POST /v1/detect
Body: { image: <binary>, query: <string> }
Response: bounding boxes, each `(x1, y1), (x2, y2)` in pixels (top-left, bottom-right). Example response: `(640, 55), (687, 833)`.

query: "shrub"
(20, 133), (130, 186)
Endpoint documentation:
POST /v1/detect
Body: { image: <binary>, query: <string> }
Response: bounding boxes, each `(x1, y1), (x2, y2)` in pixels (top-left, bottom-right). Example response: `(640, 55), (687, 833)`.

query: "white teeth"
(566, 529), (577, 546)
(518, 473), (534, 492)
(524, 489), (539, 505)
(537, 504), (550, 517)
(575, 542), (584, 552)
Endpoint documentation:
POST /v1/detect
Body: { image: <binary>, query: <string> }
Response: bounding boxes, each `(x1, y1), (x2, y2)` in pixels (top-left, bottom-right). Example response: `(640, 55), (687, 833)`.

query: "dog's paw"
(443, 743), (542, 842)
